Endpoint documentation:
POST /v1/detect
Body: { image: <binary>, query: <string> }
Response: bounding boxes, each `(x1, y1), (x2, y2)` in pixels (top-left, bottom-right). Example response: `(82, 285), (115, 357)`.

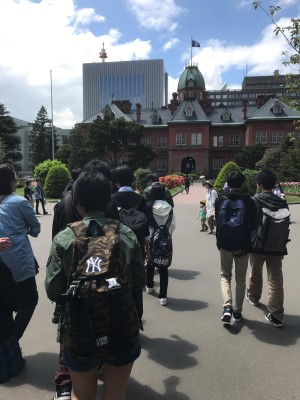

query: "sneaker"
(36, 212), (41, 215)
(159, 298), (167, 306)
(43, 211), (48, 215)
(245, 293), (259, 306)
(53, 386), (72, 400)
(146, 286), (154, 294)
(233, 311), (242, 322)
(221, 306), (233, 323)
(265, 313), (283, 328)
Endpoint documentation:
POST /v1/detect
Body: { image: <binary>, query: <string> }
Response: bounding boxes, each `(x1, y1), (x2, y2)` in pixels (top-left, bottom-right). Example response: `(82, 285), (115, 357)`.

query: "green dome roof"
(177, 66), (205, 91)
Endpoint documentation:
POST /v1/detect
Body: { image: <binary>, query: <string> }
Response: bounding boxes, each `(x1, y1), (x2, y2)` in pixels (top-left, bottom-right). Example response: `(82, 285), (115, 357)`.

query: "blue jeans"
(15, 277), (38, 340)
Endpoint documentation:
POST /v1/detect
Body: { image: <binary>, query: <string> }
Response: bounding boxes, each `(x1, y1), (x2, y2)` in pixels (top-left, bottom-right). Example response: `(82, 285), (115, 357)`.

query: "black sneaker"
(265, 313), (283, 328)
(53, 386), (72, 400)
(233, 311), (242, 322)
(221, 306), (233, 323)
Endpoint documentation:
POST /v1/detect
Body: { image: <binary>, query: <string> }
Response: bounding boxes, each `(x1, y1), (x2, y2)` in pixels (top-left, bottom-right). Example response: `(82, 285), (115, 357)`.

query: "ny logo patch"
(85, 256), (102, 273)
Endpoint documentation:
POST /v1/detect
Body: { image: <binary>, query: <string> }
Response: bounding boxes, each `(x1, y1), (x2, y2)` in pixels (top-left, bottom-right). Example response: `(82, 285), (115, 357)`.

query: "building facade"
(82, 59), (168, 120)
(80, 65), (300, 178)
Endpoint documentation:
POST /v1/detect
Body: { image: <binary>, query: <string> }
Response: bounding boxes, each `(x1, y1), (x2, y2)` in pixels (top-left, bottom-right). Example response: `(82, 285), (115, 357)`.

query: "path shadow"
(128, 375), (190, 400)
(244, 312), (300, 346)
(168, 268), (200, 280)
(1, 352), (57, 391)
(165, 297), (208, 312)
(141, 334), (198, 370)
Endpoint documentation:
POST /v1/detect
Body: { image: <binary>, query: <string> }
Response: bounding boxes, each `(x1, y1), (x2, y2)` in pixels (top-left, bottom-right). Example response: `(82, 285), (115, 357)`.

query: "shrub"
(160, 175), (184, 189)
(243, 169), (259, 196)
(214, 161), (242, 193)
(133, 167), (152, 192)
(44, 165), (71, 198)
(34, 159), (68, 183)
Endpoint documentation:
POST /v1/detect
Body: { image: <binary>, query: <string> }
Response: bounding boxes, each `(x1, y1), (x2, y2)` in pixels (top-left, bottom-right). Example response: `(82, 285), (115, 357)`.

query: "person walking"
(45, 171), (145, 400)
(35, 179), (48, 215)
(215, 171), (256, 323)
(146, 183), (176, 306)
(184, 175), (190, 194)
(24, 180), (34, 207)
(204, 180), (218, 234)
(246, 169), (290, 328)
(0, 164), (41, 341)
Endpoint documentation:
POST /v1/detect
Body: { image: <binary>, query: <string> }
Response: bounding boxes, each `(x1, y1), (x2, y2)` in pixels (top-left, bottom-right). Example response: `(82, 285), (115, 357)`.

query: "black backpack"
(251, 198), (290, 253)
(217, 196), (249, 251)
(61, 219), (140, 362)
(117, 198), (148, 250)
(149, 210), (173, 268)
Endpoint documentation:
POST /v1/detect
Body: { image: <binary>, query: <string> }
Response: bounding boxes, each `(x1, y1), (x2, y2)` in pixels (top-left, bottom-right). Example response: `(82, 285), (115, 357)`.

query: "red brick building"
(80, 65), (300, 177)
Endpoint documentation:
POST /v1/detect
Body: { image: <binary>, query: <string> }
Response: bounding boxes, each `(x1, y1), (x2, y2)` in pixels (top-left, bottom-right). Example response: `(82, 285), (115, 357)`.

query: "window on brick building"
(157, 159), (167, 171)
(176, 133), (186, 146)
(212, 159), (224, 171)
(157, 137), (167, 148)
(229, 135), (240, 147)
(141, 137), (151, 145)
(191, 133), (202, 146)
(256, 131), (268, 144)
(272, 130), (284, 144)
(213, 136), (223, 147)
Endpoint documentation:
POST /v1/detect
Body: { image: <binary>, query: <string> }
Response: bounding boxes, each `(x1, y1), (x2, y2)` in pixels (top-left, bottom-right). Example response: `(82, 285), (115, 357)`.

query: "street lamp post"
(50, 70), (55, 160)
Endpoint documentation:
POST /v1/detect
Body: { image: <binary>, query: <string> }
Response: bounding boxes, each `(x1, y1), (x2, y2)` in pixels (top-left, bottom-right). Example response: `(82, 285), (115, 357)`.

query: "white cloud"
(163, 38), (179, 51)
(126, 0), (187, 32)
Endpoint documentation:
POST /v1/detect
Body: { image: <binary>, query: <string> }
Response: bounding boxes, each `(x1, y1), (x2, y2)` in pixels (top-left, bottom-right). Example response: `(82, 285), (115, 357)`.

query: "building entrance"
(181, 157), (196, 174)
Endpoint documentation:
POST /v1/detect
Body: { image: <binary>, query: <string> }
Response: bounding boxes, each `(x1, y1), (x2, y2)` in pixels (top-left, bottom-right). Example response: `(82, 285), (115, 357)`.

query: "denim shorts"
(64, 338), (141, 373)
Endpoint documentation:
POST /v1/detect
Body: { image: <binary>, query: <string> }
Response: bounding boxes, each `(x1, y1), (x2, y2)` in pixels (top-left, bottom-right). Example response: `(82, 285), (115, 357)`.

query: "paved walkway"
(2, 187), (300, 400)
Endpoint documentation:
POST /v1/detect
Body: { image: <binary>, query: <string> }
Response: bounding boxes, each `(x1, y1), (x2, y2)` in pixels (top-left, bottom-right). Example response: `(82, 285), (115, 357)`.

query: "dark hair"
(226, 171), (245, 189)
(73, 171), (111, 213)
(150, 184), (165, 201)
(71, 168), (82, 181)
(256, 169), (276, 190)
(112, 165), (134, 187)
(0, 164), (16, 194)
(146, 173), (159, 184)
(83, 160), (112, 181)
(25, 180), (32, 186)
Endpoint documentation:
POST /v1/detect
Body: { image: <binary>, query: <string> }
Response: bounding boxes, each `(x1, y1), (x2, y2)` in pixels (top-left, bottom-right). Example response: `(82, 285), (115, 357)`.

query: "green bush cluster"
(34, 159), (67, 183)
(44, 165), (71, 198)
(133, 167), (151, 192)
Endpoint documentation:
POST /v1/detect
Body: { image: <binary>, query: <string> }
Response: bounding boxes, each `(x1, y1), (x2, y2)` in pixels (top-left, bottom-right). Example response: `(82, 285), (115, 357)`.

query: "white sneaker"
(146, 286), (154, 294)
(160, 298), (167, 306)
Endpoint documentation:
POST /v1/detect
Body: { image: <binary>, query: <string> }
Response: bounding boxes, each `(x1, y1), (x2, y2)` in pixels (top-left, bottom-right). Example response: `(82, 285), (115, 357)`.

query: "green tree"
(30, 106), (58, 166)
(127, 144), (156, 171)
(234, 144), (266, 170)
(44, 164), (71, 198)
(278, 140), (300, 180)
(0, 139), (6, 163)
(243, 169), (259, 195)
(55, 143), (72, 165)
(256, 147), (281, 171)
(253, 2), (300, 117)
(34, 159), (68, 183)
(86, 117), (150, 169)
(68, 126), (93, 169)
(214, 161), (242, 193)
(0, 103), (22, 163)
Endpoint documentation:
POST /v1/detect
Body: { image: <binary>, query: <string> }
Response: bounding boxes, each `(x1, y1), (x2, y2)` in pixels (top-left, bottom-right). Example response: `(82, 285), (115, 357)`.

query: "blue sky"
(0, 0), (299, 128)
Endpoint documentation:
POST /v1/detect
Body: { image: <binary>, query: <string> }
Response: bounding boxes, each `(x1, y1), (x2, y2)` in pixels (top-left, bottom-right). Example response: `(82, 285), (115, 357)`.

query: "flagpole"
(190, 37), (193, 66)
(50, 70), (55, 160)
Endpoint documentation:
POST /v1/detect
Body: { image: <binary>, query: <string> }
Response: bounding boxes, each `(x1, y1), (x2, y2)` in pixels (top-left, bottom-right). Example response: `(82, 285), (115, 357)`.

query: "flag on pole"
(192, 39), (200, 47)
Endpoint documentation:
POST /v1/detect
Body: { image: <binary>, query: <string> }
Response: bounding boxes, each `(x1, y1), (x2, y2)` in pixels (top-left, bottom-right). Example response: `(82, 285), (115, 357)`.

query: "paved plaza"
(1, 182), (300, 400)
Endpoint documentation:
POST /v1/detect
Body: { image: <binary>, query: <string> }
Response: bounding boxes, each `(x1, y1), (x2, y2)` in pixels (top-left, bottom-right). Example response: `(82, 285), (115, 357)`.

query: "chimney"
(242, 100), (248, 119)
(136, 103), (141, 123)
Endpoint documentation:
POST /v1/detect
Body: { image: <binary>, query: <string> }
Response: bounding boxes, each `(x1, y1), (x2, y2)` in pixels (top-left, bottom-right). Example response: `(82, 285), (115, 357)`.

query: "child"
(197, 200), (208, 232)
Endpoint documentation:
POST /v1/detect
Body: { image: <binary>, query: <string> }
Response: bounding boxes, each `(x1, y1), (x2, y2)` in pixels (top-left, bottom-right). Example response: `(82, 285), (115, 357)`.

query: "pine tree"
(0, 103), (22, 163)
(30, 106), (58, 166)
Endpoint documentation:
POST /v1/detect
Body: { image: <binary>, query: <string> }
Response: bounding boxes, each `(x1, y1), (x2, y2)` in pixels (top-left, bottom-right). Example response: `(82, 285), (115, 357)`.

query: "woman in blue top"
(0, 164), (41, 340)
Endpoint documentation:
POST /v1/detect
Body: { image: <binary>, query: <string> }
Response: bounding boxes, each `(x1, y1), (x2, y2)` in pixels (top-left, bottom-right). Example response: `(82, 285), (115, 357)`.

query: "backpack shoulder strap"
(165, 209), (173, 230)
(103, 218), (120, 235)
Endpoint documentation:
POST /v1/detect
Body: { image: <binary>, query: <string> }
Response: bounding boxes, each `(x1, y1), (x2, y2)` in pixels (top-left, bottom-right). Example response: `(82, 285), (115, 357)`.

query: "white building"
(82, 59), (168, 120)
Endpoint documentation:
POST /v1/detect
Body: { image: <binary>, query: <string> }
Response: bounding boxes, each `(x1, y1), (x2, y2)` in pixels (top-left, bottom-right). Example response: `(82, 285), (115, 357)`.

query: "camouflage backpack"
(61, 219), (140, 362)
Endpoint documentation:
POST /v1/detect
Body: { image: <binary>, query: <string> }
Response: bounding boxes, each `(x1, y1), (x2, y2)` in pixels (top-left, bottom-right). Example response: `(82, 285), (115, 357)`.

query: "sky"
(0, 0), (299, 129)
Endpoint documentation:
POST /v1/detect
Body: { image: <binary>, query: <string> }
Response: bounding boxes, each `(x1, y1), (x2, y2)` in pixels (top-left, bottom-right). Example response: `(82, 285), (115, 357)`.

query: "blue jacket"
(0, 194), (41, 282)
